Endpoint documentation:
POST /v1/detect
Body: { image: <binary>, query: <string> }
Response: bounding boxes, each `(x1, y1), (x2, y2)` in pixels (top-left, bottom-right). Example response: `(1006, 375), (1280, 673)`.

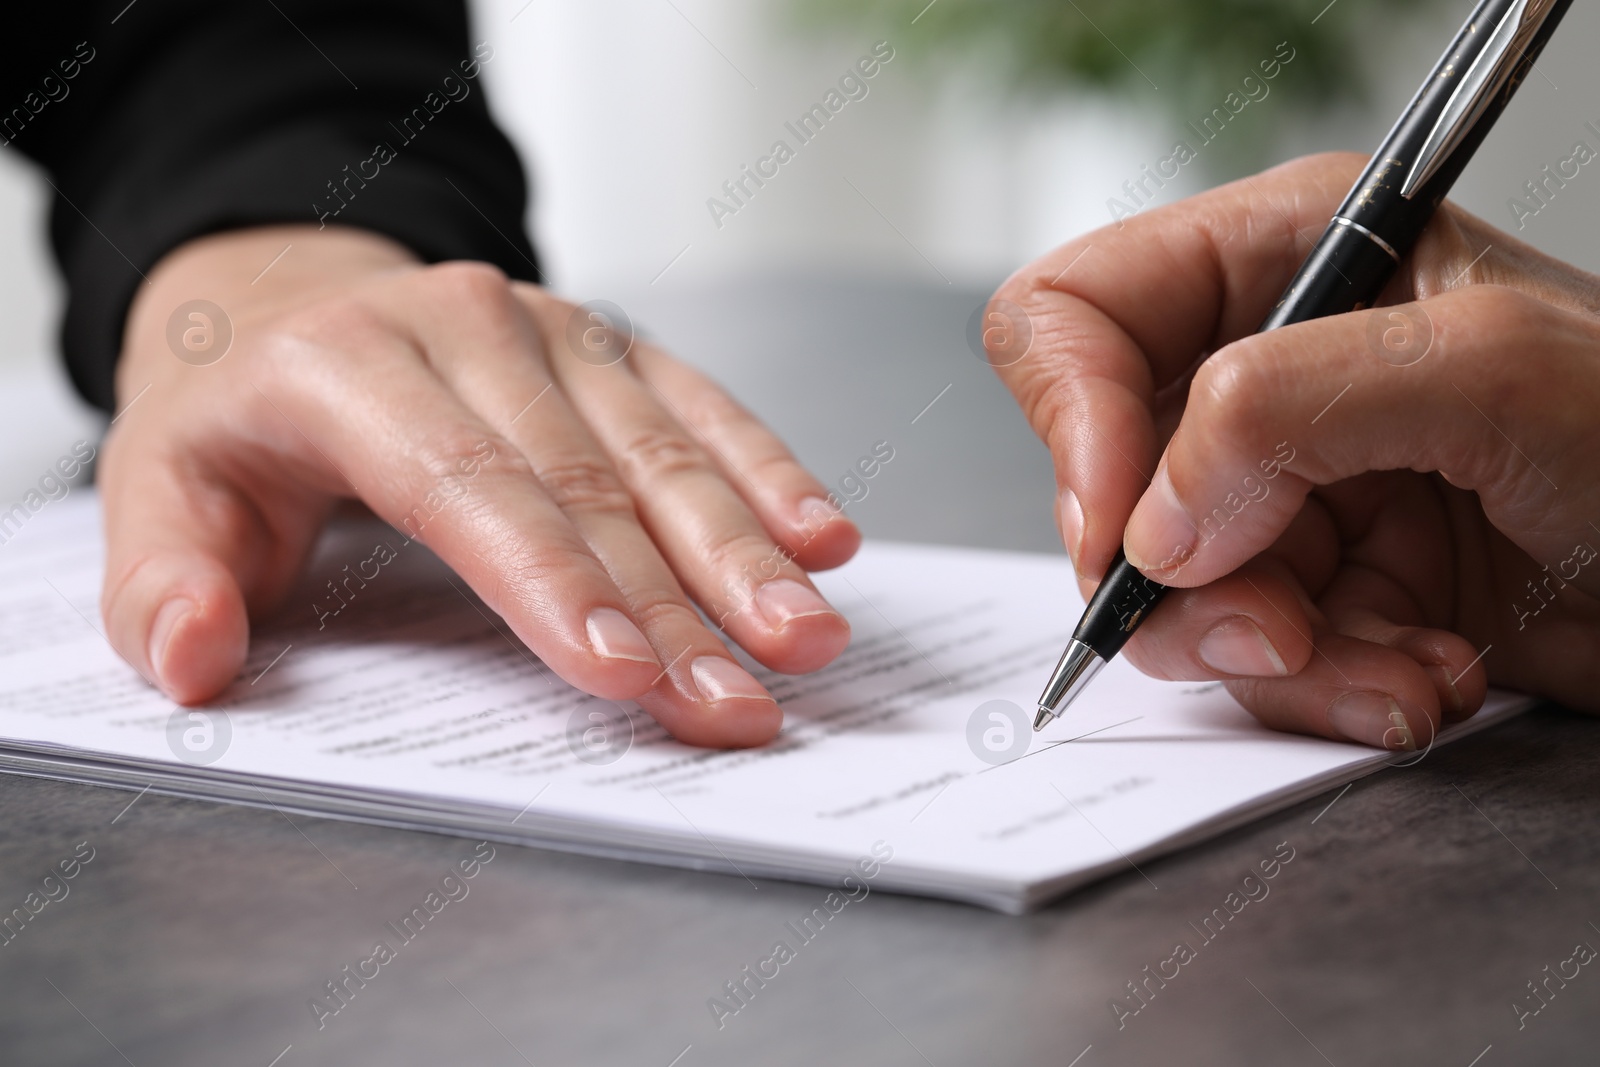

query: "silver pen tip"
(1034, 639), (1107, 731)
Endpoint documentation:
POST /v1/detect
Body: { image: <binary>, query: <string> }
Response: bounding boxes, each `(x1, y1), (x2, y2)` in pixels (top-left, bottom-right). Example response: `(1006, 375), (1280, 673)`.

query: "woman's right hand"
(989, 152), (1600, 750)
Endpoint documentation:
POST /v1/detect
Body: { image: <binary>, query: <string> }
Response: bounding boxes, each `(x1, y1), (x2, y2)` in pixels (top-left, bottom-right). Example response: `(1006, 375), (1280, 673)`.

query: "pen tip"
(1033, 706), (1053, 733)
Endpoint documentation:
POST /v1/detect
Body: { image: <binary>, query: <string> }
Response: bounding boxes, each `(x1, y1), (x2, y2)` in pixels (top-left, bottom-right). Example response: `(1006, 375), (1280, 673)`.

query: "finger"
(99, 423), (328, 703)
(1020, 314), (1159, 583)
(513, 289), (852, 678)
(1331, 609), (1487, 725)
(1114, 496), (1341, 684)
(1225, 630), (1443, 751)
(254, 315), (665, 704)
(623, 338), (862, 572)
(990, 152), (1371, 580)
(1123, 285), (1600, 590)
(397, 265), (784, 746)
(1115, 556), (1316, 683)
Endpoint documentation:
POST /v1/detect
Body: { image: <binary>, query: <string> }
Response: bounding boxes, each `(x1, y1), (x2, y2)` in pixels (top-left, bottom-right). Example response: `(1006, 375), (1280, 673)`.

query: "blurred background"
(2, 0), (1598, 548)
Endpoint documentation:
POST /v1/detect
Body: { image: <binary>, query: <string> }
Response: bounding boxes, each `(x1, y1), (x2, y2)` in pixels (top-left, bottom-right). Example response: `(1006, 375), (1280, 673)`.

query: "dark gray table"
(2, 277), (1595, 1065)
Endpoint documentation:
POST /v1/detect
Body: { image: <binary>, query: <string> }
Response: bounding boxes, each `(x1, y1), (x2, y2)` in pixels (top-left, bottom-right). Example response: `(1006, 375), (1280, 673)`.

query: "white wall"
(474, 0), (1600, 298)
(475, 0), (1174, 294)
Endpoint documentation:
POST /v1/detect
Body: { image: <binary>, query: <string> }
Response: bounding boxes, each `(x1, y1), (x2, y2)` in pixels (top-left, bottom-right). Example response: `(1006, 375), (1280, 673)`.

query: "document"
(0, 494), (1530, 912)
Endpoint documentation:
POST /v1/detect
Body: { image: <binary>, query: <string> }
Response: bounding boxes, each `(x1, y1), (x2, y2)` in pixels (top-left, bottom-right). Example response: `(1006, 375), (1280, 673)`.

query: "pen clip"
(1402, 0), (1558, 198)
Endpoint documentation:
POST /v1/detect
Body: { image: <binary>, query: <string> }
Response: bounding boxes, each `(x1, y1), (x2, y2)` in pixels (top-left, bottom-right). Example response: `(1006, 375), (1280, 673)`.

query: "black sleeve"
(6, 0), (539, 412)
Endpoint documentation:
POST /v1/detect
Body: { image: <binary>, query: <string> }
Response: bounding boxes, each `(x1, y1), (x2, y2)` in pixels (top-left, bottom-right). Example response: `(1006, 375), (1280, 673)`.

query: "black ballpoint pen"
(1035, 0), (1572, 732)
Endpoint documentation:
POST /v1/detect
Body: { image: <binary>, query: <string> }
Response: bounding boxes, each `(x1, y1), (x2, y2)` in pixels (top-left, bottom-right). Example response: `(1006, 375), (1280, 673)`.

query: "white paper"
(0, 493), (1530, 911)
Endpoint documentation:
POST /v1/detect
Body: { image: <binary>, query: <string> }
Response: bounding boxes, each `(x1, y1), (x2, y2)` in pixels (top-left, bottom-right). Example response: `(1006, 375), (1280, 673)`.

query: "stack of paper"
(0, 494), (1528, 912)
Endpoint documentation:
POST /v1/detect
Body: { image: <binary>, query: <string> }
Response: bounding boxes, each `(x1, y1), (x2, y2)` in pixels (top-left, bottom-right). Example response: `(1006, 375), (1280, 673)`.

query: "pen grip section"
(1075, 550), (1170, 659)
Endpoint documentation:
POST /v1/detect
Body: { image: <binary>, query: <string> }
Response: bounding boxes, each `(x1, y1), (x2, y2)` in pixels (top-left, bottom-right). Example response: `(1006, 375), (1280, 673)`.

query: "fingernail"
(148, 597), (197, 686)
(1427, 665), (1464, 719)
(1327, 691), (1415, 750)
(691, 656), (772, 705)
(1126, 466), (1196, 574)
(1197, 616), (1288, 677)
(585, 608), (658, 665)
(753, 578), (837, 631)
(794, 495), (839, 533)
(1059, 489), (1085, 569)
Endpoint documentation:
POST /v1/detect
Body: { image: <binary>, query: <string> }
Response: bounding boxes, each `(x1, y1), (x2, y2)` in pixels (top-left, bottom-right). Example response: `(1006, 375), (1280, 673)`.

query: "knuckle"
(746, 448), (801, 484)
(702, 529), (778, 576)
(536, 454), (634, 514)
(1189, 343), (1275, 438)
(426, 261), (512, 304)
(423, 262), (521, 341)
(676, 388), (749, 437)
(630, 595), (708, 635)
(614, 426), (708, 484)
(413, 428), (523, 488)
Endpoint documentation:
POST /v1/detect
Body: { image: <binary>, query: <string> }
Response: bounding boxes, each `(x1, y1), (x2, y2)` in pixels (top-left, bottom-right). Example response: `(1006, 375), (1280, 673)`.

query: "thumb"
(99, 434), (325, 703)
(1123, 286), (1600, 587)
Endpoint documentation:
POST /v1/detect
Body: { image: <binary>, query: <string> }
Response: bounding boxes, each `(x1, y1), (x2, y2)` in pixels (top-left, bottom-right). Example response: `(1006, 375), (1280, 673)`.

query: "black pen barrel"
(1073, 549), (1171, 660)
(1264, 0), (1573, 331)
(1259, 222), (1403, 331)
(1337, 0), (1572, 250)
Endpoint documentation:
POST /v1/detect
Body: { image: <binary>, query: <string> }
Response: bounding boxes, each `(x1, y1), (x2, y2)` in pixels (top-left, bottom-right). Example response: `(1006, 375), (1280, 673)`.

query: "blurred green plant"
(792, 0), (1447, 114)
